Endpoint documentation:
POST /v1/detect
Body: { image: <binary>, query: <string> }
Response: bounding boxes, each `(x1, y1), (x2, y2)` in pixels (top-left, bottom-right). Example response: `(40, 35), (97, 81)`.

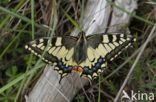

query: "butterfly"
(25, 31), (136, 81)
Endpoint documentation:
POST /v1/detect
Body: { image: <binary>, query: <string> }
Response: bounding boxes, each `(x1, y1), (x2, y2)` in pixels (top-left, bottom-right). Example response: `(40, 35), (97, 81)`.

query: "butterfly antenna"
(59, 75), (63, 84)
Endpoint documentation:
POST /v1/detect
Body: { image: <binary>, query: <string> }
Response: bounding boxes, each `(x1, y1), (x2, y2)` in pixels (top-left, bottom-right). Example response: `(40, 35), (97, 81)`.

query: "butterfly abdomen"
(73, 33), (87, 64)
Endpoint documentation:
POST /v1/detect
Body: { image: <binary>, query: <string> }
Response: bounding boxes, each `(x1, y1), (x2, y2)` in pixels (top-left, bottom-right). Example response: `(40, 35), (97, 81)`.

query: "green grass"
(0, 0), (156, 102)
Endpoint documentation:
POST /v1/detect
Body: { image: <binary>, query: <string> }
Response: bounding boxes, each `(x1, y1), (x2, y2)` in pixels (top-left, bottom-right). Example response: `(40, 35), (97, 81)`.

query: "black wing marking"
(61, 35), (78, 49)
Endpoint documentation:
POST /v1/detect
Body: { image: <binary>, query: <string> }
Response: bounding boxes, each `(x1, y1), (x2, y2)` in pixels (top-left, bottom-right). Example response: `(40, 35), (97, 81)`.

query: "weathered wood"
(26, 0), (137, 102)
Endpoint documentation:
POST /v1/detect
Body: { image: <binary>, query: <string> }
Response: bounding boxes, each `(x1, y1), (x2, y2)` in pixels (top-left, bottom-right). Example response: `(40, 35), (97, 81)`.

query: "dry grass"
(0, 0), (155, 102)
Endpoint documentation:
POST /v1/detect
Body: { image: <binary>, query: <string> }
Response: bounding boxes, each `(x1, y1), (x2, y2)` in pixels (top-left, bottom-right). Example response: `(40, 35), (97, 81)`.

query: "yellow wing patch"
(103, 44), (112, 52)
(112, 35), (117, 42)
(52, 47), (61, 55)
(103, 35), (109, 43)
(37, 43), (43, 48)
(57, 46), (68, 58)
(65, 48), (74, 61)
(55, 37), (62, 46)
(87, 47), (95, 61)
(48, 47), (56, 54)
(80, 58), (92, 68)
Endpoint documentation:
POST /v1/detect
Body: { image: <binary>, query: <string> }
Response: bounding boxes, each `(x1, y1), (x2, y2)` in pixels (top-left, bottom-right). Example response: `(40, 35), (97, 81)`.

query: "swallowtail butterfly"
(25, 32), (135, 80)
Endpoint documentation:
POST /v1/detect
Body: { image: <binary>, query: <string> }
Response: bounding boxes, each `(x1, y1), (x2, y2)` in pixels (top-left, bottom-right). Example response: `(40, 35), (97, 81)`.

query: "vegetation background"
(0, 0), (155, 102)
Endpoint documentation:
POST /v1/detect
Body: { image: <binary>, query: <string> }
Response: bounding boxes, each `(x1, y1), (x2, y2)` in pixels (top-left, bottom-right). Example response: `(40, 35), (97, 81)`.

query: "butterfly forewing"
(87, 33), (135, 61)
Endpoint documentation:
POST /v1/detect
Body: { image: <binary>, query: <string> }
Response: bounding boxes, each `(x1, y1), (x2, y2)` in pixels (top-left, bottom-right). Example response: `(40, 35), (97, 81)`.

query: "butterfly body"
(25, 31), (135, 80)
(73, 32), (88, 64)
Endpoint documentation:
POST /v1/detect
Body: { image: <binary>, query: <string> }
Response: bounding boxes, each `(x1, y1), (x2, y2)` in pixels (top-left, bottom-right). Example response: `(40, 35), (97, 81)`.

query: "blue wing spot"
(93, 67), (97, 72)
(67, 66), (72, 71)
(58, 61), (63, 66)
(95, 63), (100, 68)
(60, 65), (64, 69)
(92, 57), (105, 73)
(57, 59), (73, 73)
(63, 67), (67, 71)
(83, 67), (92, 74)
(98, 57), (104, 64)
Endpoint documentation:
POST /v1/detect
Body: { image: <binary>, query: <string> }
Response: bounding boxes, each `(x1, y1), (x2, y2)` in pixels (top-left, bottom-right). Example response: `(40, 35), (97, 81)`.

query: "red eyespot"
(72, 66), (83, 74)
(77, 66), (83, 73)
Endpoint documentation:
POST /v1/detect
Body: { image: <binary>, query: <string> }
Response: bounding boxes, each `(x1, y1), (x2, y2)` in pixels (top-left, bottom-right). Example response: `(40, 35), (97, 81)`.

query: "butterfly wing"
(25, 36), (78, 77)
(80, 33), (136, 79)
(25, 33), (136, 80)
